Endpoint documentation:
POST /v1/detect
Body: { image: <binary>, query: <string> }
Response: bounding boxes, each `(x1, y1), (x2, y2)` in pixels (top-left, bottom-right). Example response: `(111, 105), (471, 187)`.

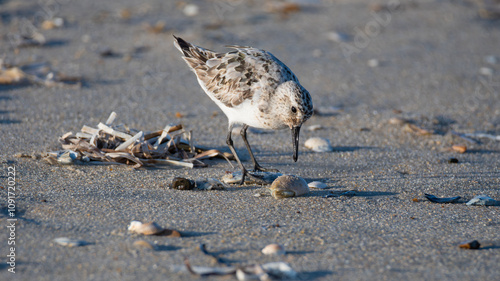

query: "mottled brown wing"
(193, 47), (298, 108)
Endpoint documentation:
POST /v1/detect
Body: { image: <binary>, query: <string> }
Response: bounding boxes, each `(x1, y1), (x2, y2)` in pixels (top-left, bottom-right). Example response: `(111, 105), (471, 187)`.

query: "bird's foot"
(252, 164), (279, 173)
(240, 170), (272, 186)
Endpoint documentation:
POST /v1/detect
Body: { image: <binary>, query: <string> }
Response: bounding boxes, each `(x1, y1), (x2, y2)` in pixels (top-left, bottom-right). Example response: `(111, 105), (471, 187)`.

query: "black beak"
(292, 126), (301, 162)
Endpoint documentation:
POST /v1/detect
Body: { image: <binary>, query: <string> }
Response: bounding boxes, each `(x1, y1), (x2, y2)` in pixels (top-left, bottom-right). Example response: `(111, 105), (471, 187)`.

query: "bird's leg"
(240, 124), (279, 173)
(226, 125), (269, 185)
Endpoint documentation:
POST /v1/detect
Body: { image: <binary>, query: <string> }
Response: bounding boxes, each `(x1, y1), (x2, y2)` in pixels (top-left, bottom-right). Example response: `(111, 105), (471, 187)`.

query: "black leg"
(240, 124), (279, 173)
(226, 125), (271, 185)
(226, 124), (248, 185)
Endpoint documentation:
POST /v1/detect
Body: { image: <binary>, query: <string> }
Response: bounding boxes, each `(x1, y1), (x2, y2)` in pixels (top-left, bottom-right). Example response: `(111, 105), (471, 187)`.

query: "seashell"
(466, 195), (500, 206)
(308, 181), (328, 189)
(171, 177), (195, 190)
(183, 4), (199, 16)
(367, 59), (379, 67)
(53, 237), (87, 247)
(424, 193), (461, 204)
(270, 175), (309, 199)
(484, 55), (497, 65)
(388, 117), (408, 126)
(236, 266), (268, 281)
(459, 240), (480, 249)
(261, 262), (297, 279)
(452, 145), (467, 153)
(196, 178), (228, 190)
(307, 124), (324, 131)
(479, 67), (493, 76)
(128, 221), (164, 235)
(326, 31), (349, 43)
(304, 137), (333, 152)
(261, 244), (286, 256)
(133, 240), (155, 250)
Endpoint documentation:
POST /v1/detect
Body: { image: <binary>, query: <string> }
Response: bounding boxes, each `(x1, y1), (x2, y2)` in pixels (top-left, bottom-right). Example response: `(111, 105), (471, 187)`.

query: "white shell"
(53, 237), (87, 247)
(308, 181), (328, 189)
(367, 59), (379, 67)
(261, 244), (286, 255)
(466, 195), (500, 206)
(183, 4), (199, 17)
(270, 175), (309, 199)
(304, 137), (333, 152)
(128, 221), (164, 235)
(307, 124), (324, 131)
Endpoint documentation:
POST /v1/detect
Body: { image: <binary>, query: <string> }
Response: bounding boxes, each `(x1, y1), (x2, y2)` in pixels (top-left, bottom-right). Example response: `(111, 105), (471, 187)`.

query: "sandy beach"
(1, 0), (499, 280)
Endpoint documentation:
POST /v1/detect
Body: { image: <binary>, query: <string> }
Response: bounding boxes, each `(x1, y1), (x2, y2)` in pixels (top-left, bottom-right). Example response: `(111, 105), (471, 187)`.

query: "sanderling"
(174, 36), (313, 184)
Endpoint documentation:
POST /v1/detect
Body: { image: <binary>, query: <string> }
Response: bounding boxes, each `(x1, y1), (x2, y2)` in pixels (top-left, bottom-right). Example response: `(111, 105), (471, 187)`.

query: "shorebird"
(174, 36), (313, 184)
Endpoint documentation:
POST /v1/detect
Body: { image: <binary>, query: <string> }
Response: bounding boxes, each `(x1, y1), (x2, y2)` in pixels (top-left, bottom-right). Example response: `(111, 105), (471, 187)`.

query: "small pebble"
(262, 244), (286, 256)
(133, 240), (155, 250)
(452, 145), (467, 154)
(304, 137), (333, 152)
(448, 158), (459, 164)
(171, 177), (195, 190)
(459, 240), (480, 249)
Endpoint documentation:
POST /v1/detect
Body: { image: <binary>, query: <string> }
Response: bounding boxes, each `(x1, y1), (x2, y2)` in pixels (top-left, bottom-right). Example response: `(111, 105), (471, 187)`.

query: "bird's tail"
(173, 35), (212, 63)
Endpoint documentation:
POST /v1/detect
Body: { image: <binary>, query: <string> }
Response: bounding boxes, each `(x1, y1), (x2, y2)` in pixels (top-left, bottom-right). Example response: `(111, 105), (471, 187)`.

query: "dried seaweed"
(43, 112), (233, 168)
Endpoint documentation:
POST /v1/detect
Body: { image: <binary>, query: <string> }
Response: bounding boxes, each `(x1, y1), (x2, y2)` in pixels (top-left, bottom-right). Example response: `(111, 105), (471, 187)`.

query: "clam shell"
(261, 244), (286, 256)
(308, 181), (328, 189)
(128, 221), (164, 235)
(270, 175), (309, 199)
(304, 137), (333, 152)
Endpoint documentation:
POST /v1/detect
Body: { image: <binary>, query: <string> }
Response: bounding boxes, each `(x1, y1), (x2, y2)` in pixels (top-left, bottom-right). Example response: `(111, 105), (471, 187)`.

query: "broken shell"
(466, 195), (500, 206)
(128, 221), (164, 235)
(304, 137), (333, 152)
(459, 240), (480, 249)
(261, 244), (286, 256)
(270, 175), (309, 199)
(196, 178), (227, 190)
(308, 181), (328, 189)
(171, 177), (195, 190)
(53, 237), (87, 247)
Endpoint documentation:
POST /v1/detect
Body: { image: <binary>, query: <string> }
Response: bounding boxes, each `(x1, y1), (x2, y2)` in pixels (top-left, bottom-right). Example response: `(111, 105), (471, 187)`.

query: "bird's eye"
(291, 106), (297, 113)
